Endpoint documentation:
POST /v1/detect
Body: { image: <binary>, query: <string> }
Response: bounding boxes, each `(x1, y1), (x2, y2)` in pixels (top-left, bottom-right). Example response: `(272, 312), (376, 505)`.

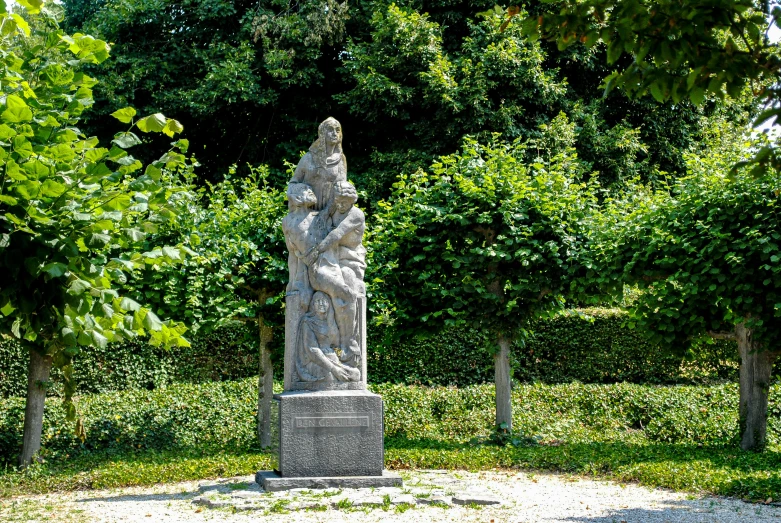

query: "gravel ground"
(2, 470), (780, 523)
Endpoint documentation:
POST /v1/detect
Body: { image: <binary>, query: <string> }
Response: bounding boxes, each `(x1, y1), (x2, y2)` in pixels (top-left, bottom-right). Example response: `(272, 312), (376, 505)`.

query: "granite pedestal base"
(256, 470), (403, 492)
(273, 389), (389, 480)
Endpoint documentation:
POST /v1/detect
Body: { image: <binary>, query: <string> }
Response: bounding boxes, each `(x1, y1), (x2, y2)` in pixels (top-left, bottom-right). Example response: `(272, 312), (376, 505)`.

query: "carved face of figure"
(313, 292), (330, 316)
(287, 183), (317, 209)
(333, 181), (357, 213)
(335, 195), (353, 214)
(324, 124), (341, 147)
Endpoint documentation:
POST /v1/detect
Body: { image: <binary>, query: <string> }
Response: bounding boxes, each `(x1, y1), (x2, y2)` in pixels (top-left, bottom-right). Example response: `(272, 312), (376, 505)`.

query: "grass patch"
(1, 439), (778, 502)
(0, 498), (89, 523)
(1, 379), (780, 502)
(385, 437), (781, 501)
(0, 448), (275, 497)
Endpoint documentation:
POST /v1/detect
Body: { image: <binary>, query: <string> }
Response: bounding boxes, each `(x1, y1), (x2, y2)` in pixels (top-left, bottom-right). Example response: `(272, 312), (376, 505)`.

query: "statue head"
(333, 181), (358, 213)
(287, 183), (317, 211)
(318, 117), (342, 147)
(310, 118), (344, 169)
(311, 291), (331, 316)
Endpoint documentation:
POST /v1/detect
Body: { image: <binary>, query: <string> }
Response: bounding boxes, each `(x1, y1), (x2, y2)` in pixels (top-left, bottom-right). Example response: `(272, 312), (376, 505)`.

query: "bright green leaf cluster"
(370, 123), (598, 343)
(0, 1), (195, 415)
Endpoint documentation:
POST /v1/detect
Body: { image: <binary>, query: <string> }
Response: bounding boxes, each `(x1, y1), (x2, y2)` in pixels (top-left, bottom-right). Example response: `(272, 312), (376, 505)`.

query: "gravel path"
(2, 470), (780, 523)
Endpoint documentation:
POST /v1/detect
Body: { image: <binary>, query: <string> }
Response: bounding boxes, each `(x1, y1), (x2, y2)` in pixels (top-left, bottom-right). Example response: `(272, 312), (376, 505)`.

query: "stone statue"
(295, 291), (361, 384)
(283, 118), (366, 391)
(290, 117), (347, 211)
(260, 117), (397, 489)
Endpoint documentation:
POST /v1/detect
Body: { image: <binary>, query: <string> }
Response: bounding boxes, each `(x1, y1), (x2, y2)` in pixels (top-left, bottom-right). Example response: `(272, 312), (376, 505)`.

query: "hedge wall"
(0, 324), (269, 398)
(0, 378), (778, 464)
(0, 309), (740, 398)
(366, 308), (739, 386)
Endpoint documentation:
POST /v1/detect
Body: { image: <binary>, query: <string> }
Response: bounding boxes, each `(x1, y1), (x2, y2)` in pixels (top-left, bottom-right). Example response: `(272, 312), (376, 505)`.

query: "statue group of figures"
(282, 118), (367, 390)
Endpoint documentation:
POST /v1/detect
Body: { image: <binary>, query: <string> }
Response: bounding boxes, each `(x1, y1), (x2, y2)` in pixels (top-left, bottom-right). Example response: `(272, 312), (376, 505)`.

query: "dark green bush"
(0, 380), (259, 463)
(0, 323), (271, 398)
(518, 309), (740, 384)
(2, 379), (777, 465)
(368, 308), (739, 386)
(1, 309), (741, 399)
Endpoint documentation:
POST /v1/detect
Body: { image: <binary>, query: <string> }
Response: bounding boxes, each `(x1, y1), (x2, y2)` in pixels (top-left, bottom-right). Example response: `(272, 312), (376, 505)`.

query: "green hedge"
(0, 324), (269, 398)
(1, 378), (778, 465)
(0, 309), (740, 398)
(367, 308), (739, 386)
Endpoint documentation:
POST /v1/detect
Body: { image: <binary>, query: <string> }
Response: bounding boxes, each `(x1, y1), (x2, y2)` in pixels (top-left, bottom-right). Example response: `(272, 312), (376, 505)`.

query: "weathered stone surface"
(283, 118), (367, 392)
(391, 494), (417, 505)
(416, 495), (452, 506)
(230, 490), (264, 500)
(257, 471), (403, 492)
(352, 495), (385, 507)
(452, 494), (502, 506)
(277, 389), (384, 477)
(192, 497), (232, 508)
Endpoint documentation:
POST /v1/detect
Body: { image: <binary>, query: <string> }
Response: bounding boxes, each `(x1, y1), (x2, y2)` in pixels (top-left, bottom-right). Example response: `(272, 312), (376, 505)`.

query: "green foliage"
(0, 379), (262, 463)
(0, 307), (740, 397)
(1, 378), (780, 500)
(518, 308), (740, 384)
(0, 1), (195, 415)
(370, 130), (596, 343)
(530, 0), (779, 174)
(0, 322), (271, 398)
(530, 0), (774, 104)
(60, 0), (748, 197)
(127, 166), (288, 334)
(583, 135), (781, 350)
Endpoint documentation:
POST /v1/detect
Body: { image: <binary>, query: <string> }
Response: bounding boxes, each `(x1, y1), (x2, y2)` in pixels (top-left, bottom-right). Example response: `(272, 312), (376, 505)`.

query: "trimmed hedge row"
(0, 324), (267, 398)
(0, 378), (778, 464)
(368, 308), (739, 385)
(0, 309), (740, 398)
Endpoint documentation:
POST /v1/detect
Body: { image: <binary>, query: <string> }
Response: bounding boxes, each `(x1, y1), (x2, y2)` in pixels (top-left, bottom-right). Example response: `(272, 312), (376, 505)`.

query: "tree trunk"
(257, 316), (274, 449)
(736, 322), (777, 451)
(19, 349), (53, 468)
(495, 333), (512, 432)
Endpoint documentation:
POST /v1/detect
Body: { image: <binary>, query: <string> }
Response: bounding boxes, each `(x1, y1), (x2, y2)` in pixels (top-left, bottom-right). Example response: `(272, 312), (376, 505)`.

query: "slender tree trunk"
(19, 349), (52, 468)
(257, 316), (274, 449)
(495, 333), (512, 432)
(736, 322), (777, 451)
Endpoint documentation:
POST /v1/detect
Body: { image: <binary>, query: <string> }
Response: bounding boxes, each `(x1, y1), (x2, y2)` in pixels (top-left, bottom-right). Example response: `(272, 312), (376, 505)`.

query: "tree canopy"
(527, 0), (780, 173)
(0, 0), (195, 465)
(62, 0), (752, 197)
(370, 119), (597, 430)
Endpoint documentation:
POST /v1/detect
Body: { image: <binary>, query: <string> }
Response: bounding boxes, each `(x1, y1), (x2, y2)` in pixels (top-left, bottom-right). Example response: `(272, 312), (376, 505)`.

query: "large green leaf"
(110, 107), (137, 124)
(136, 113), (167, 133)
(1, 95), (32, 123)
(42, 262), (68, 277)
(112, 132), (142, 148)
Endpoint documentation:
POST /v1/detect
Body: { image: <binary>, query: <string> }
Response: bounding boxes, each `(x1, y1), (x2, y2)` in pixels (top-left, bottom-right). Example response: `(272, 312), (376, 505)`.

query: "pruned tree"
(131, 168), (288, 448)
(583, 127), (781, 450)
(0, 0), (193, 466)
(370, 123), (597, 433)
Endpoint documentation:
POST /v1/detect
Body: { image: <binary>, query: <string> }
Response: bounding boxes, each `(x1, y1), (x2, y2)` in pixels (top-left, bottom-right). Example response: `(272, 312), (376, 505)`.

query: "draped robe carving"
(282, 118), (367, 391)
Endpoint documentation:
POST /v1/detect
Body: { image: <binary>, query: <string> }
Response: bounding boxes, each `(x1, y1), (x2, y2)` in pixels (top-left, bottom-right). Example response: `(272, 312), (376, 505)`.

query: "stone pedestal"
(279, 389), (383, 477)
(258, 389), (401, 491)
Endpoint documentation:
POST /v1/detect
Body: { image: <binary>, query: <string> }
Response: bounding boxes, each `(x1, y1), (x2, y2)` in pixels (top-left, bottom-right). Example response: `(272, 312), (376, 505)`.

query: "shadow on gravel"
(76, 491), (196, 504)
(562, 497), (778, 523)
